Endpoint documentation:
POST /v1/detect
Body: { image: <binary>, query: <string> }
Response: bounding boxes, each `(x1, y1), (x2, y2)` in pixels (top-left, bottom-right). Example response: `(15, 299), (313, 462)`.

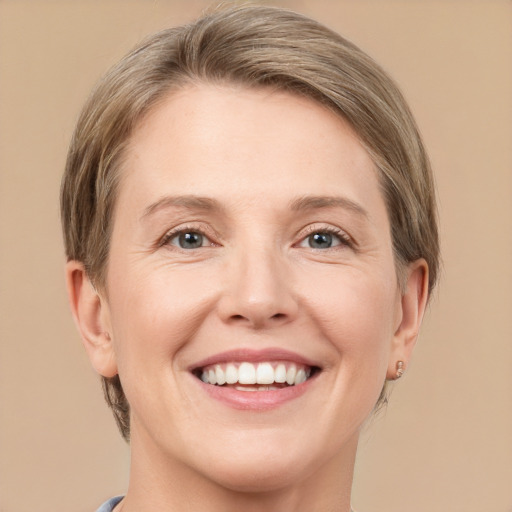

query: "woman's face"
(99, 85), (412, 490)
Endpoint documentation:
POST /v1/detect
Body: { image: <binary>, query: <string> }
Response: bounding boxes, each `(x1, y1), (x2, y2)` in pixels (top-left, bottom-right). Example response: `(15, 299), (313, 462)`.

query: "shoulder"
(95, 496), (124, 512)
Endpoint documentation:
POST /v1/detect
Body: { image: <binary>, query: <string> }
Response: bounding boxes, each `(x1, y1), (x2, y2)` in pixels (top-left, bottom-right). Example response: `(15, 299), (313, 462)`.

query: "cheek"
(292, 268), (399, 443)
(107, 261), (219, 372)
(105, 263), (222, 429)
(298, 265), (398, 364)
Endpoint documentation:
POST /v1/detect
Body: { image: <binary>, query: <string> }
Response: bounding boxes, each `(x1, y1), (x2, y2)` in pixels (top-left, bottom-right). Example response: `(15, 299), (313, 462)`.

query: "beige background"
(1, 1), (511, 511)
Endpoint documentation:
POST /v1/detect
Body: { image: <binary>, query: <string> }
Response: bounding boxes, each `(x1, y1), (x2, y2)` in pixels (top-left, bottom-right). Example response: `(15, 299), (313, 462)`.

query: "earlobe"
(387, 259), (429, 380)
(65, 261), (118, 378)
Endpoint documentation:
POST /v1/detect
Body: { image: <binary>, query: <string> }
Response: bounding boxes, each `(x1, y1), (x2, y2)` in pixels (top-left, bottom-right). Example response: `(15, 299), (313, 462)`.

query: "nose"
(217, 246), (299, 329)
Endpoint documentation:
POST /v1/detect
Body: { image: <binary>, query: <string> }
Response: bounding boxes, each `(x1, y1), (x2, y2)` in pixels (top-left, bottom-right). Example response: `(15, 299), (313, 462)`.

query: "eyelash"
(159, 224), (217, 249)
(297, 224), (354, 250)
(158, 223), (354, 251)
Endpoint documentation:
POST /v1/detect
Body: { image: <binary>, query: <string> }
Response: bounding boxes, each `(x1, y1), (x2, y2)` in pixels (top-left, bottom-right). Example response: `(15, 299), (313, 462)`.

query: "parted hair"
(61, 3), (439, 441)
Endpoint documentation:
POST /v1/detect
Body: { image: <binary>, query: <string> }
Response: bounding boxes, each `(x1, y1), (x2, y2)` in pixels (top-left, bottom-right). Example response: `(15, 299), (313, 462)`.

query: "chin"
(185, 428), (332, 494)
(201, 455), (314, 493)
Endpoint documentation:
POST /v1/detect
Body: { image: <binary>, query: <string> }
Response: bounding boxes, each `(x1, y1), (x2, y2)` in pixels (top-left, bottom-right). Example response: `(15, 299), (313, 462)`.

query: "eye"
(161, 227), (215, 250)
(305, 231), (340, 249)
(297, 227), (352, 250)
(172, 231), (206, 249)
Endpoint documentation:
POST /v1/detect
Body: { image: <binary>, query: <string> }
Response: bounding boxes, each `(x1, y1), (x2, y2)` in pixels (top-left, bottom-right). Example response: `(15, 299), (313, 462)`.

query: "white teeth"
(236, 385), (281, 392)
(275, 363), (287, 383)
(225, 363), (238, 384)
(238, 362), (257, 384)
(257, 385), (279, 391)
(215, 364), (226, 385)
(235, 385), (257, 392)
(208, 368), (217, 385)
(286, 364), (297, 385)
(256, 362), (275, 384)
(294, 368), (307, 385)
(199, 361), (314, 387)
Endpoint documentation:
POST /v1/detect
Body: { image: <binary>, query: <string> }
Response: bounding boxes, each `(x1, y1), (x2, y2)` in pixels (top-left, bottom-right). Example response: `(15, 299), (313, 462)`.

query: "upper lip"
(189, 348), (321, 372)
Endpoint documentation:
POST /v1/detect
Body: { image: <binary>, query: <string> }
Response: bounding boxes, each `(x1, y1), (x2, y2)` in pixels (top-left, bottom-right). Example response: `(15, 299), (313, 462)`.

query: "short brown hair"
(61, 4), (439, 441)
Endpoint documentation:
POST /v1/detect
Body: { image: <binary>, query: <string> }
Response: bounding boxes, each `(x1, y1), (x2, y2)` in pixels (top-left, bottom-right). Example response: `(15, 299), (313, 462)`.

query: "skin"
(67, 84), (428, 512)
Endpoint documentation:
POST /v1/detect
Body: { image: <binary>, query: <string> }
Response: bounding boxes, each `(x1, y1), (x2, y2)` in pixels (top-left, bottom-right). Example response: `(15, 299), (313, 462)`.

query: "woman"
(61, 4), (439, 511)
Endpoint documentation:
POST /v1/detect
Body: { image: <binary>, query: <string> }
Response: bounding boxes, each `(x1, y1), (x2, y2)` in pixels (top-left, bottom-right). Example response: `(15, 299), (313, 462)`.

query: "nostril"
(271, 313), (287, 320)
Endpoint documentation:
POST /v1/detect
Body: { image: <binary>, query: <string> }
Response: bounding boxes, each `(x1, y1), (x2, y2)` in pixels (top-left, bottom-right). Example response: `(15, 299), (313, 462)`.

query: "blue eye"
(179, 232), (203, 249)
(169, 231), (206, 249)
(298, 228), (350, 250)
(308, 232), (335, 249)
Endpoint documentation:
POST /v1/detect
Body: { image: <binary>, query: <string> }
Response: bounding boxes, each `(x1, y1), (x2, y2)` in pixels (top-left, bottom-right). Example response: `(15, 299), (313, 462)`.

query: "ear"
(65, 261), (118, 378)
(387, 259), (429, 380)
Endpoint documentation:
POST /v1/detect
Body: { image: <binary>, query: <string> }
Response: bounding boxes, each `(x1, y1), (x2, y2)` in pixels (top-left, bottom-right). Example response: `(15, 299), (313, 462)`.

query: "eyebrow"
(289, 195), (369, 218)
(141, 194), (369, 221)
(141, 195), (222, 220)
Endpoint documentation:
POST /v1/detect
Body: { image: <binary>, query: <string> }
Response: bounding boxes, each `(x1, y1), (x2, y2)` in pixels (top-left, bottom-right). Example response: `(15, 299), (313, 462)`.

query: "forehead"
(117, 84), (385, 221)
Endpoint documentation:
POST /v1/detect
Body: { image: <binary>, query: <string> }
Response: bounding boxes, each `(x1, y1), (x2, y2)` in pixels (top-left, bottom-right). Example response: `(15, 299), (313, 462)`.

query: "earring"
(395, 361), (405, 379)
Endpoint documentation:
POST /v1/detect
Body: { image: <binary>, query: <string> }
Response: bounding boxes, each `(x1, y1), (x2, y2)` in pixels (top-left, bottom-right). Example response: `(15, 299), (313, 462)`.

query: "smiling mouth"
(192, 361), (320, 391)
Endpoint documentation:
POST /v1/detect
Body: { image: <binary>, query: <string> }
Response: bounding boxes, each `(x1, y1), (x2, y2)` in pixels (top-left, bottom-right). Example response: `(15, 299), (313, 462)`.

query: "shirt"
(96, 496), (124, 512)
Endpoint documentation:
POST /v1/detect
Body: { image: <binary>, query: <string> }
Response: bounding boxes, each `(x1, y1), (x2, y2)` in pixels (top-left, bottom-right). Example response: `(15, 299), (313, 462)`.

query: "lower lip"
(195, 376), (316, 411)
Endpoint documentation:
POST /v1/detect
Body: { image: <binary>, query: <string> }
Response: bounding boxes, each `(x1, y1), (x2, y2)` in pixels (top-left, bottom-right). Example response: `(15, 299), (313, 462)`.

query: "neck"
(120, 423), (358, 512)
